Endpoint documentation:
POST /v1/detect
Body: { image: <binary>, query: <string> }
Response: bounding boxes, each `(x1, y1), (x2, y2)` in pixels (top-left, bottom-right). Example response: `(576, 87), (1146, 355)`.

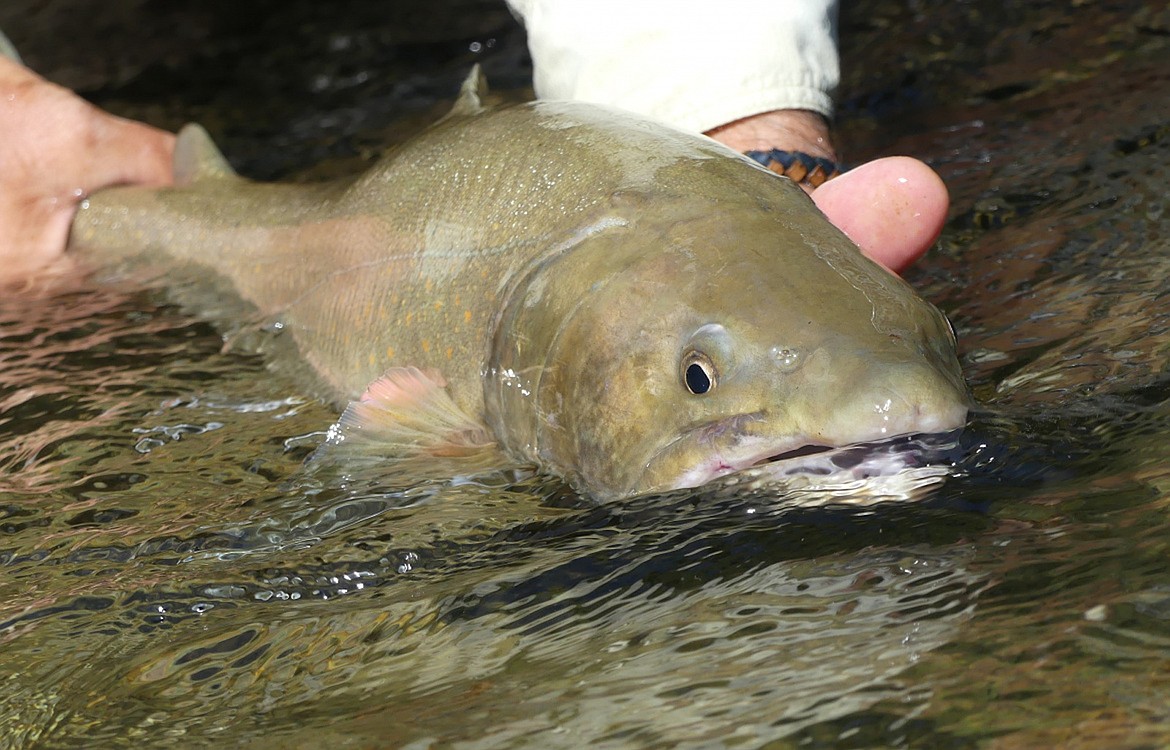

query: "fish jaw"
(635, 375), (971, 496)
(646, 423), (967, 496)
(660, 433), (822, 491)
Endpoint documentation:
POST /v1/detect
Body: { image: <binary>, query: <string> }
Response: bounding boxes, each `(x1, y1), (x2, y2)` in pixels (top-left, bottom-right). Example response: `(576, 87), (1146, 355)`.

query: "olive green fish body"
(70, 77), (969, 499)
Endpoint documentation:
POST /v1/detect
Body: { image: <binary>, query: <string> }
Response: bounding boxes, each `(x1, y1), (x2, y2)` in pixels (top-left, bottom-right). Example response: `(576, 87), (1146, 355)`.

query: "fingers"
(702, 109), (947, 275)
(86, 110), (176, 191)
(0, 56), (174, 284)
(812, 156), (949, 274)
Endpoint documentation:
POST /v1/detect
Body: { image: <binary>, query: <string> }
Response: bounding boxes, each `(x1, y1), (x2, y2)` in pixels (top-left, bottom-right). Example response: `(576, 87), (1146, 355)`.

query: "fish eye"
(681, 351), (716, 395)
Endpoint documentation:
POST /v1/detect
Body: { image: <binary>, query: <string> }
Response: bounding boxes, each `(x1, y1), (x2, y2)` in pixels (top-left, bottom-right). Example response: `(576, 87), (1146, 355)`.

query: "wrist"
(703, 109), (836, 162)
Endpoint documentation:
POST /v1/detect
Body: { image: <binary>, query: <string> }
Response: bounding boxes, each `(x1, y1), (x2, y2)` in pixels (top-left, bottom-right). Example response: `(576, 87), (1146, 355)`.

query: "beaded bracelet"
(743, 149), (841, 188)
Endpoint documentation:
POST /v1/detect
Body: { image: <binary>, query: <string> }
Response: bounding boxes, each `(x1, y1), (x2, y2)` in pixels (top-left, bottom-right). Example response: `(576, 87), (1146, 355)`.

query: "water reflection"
(1, 460), (990, 746)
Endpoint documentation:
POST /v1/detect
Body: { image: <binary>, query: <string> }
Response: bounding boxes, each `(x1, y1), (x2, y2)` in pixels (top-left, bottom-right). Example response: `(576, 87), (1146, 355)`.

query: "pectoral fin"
(314, 367), (509, 479)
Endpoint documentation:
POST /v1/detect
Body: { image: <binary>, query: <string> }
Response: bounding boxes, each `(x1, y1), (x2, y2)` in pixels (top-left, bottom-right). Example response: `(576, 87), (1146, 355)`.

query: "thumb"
(812, 156), (949, 274)
(84, 111), (176, 190)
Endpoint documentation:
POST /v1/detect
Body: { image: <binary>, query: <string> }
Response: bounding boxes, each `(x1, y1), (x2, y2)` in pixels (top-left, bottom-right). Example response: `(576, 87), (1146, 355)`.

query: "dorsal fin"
(443, 64), (489, 120)
(0, 29), (22, 63)
(173, 123), (239, 186)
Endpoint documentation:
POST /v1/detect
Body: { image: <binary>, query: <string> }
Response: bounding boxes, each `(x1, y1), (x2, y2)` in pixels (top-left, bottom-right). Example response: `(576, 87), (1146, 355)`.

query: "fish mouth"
(761, 443), (835, 464)
(660, 430), (964, 493)
(723, 432), (966, 505)
(753, 430), (964, 482)
(754, 435), (952, 478)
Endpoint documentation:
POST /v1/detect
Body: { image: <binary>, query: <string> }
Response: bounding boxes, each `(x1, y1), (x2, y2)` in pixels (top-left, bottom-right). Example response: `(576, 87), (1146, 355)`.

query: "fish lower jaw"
(668, 439), (828, 490)
(670, 430), (962, 492)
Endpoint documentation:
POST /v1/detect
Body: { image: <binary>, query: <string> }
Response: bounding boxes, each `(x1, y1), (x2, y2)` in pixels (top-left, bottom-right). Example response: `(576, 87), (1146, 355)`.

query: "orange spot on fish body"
(464, 309), (472, 324)
(422, 339), (432, 353)
(445, 346), (454, 359)
(386, 345), (395, 359)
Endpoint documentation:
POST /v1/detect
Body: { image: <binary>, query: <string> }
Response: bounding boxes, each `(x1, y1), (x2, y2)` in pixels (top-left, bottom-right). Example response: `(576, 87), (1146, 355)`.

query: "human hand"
(0, 56), (175, 285)
(706, 110), (949, 275)
(810, 156), (949, 275)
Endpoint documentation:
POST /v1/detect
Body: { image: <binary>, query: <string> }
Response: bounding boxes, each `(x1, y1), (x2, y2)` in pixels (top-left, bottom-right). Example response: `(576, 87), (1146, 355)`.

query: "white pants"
(507, 0), (839, 133)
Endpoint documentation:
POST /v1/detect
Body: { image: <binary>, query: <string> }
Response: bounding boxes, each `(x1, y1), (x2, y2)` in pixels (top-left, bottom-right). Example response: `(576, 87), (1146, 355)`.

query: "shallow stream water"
(2, 1), (1170, 747)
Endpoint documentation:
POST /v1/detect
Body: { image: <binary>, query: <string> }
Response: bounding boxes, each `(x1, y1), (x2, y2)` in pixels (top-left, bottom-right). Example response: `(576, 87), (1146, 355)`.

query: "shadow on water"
(1, 0), (1170, 747)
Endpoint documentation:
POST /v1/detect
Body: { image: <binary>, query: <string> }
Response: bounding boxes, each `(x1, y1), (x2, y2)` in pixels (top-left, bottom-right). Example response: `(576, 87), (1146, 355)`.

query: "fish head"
(488, 167), (969, 500)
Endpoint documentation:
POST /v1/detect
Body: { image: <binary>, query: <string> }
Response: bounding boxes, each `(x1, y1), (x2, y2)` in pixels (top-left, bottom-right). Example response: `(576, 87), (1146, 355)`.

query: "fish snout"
(810, 360), (969, 447)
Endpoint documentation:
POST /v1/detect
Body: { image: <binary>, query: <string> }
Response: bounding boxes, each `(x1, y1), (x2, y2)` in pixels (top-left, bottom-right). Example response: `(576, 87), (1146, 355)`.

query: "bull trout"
(68, 71), (969, 500)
